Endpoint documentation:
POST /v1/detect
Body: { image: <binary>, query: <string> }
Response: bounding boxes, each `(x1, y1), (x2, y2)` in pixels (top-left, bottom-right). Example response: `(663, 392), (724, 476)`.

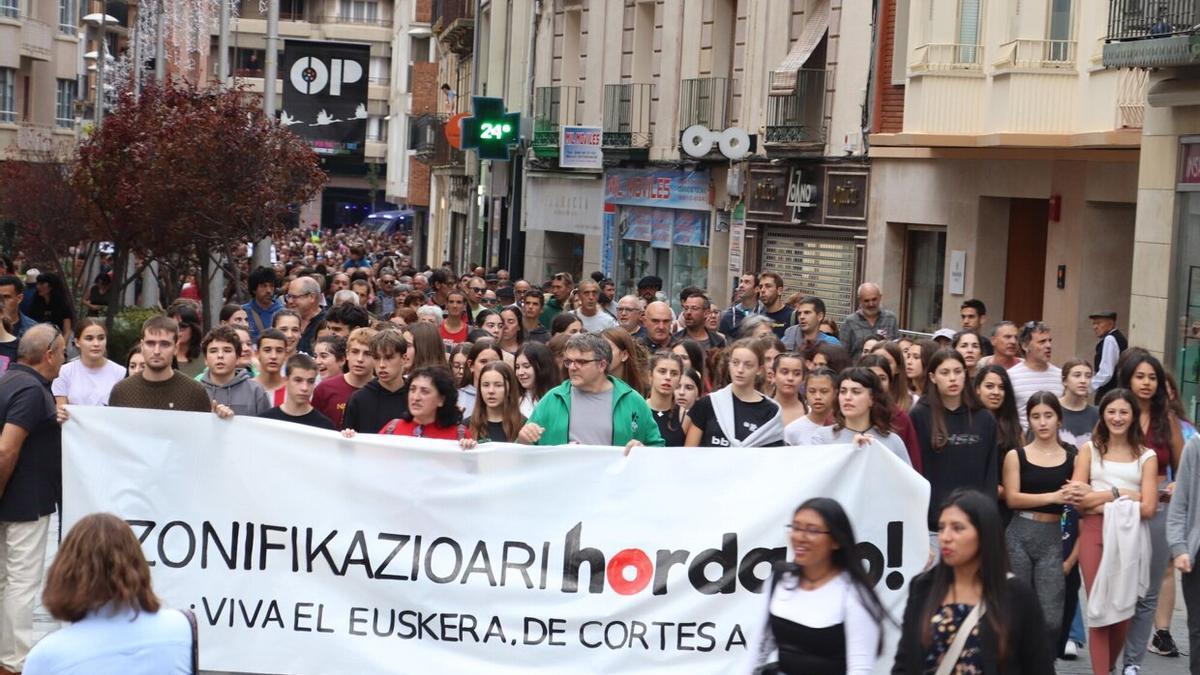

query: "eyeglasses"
(284, 292), (313, 302)
(786, 524), (830, 537)
(562, 358), (600, 369)
(617, 306), (640, 313)
(469, 287), (486, 294)
(482, 298), (497, 305)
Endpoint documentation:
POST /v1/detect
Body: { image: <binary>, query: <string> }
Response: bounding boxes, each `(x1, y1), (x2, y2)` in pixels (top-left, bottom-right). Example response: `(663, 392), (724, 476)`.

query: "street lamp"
(82, 12), (122, 126)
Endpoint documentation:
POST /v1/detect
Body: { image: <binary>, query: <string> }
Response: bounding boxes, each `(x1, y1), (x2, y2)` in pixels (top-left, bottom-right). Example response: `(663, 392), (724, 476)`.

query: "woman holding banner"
(24, 514), (195, 674)
(892, 488), (1054, 674)
(684, 339), (783, 447)
(379, 366), (471, 442)
(743, 497), (886, 674)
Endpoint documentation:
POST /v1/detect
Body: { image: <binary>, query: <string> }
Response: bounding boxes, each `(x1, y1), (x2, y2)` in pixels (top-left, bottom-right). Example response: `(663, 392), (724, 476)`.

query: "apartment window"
(56, 79), (75, 128)
(956, 0), (982, 63)
(0, 69), (14, 123)
(0, 0), (17, 18)
(1047, 0), (1073, 61)
(58, 0), (77, 34)
(280, 0), (305, 21)
(367, 115), (387, 142)
(412, 35), (432, 62)
(341, 0), (378, 22)
(369, 56), (390, 85)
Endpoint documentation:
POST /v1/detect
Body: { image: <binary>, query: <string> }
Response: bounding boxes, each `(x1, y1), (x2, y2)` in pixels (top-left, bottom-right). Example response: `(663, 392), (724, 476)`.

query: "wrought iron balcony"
(432, 0), (473, 56)
(1104, 0), (1200, 67)
(413, 113), (464, 169)
(602, 83), (653, 150)
(532, 85), (582, 158)
(679, 77), (731, 130)
(764, 69), (827, 149)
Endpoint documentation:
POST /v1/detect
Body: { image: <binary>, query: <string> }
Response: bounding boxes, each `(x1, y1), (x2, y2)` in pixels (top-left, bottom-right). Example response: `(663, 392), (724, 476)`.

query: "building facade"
(427, 0), (875, 312)
(217, 0), (398, 229)
(868, 0), (1143, 359)
(1104, 0), (1200, 417)
(0, 0), (83, 158)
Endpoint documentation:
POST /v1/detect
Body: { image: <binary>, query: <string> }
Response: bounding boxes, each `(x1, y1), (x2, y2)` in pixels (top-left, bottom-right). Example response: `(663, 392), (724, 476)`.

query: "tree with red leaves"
(73, 81), (326, 328)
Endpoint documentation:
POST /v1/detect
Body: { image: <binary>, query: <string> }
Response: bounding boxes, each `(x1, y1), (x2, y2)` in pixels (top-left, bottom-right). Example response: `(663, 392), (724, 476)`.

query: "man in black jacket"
(343, 330), (408, 433)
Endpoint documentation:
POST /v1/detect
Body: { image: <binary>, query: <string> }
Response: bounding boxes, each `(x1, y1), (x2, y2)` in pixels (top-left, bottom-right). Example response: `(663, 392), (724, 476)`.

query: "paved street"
(1058, 578), (1192, 675)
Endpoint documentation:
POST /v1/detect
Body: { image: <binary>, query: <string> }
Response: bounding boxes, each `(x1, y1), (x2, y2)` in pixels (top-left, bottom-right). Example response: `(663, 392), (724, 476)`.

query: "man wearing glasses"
(0, 323), (67, 674)
(285, 277), (326, 356)
(518, 333), (662, 449)
(615, 295), (647, 341)
(465, 277), (489, 322)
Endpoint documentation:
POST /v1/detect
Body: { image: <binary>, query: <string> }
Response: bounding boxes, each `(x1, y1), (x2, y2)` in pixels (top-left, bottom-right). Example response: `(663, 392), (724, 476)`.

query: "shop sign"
(746, 165), (790, 220)
(1181, 141), (1200, 185)
(526, 177), (604, 236)
(823, 170), (869, 222)
(559, 126), (604, 170)
(786, 168), (819, 222)
(604, 169), (711, 211)
(729, 203), (746, 277)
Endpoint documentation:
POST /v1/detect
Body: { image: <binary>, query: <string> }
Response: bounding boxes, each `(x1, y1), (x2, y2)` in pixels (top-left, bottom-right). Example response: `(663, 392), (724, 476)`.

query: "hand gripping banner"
(62, 407), (930, 674)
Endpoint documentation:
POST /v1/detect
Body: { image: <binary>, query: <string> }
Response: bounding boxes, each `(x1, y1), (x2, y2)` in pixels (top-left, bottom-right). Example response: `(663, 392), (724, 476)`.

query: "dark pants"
(1059, 563), (1081, 657)
(1182, 567), (1200, 675)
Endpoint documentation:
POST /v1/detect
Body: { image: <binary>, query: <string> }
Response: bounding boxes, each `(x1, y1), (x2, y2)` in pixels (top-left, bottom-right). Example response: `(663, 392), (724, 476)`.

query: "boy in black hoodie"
(342, 330), (409, 433)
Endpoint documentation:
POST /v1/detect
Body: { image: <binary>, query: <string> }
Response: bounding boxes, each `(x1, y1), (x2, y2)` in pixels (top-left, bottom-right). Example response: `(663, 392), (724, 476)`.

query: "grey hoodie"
(201, 369), (272, 416)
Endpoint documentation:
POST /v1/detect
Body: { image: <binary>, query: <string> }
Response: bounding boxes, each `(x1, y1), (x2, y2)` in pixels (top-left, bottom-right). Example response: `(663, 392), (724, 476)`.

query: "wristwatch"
(1112, 487), (1120, 500)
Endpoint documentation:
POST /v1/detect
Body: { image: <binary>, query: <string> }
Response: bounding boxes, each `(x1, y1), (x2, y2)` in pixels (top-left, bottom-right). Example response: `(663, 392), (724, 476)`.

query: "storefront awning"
(769, 0), (830, 96)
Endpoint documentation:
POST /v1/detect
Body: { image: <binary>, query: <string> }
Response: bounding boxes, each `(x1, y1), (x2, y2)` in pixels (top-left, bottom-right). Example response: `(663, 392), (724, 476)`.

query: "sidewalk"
(1058, 578), (1192, 675)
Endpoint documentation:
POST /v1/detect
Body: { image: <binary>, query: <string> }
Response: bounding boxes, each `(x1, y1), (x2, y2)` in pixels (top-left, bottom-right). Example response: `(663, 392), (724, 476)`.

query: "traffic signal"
(460, 96), (520, 161)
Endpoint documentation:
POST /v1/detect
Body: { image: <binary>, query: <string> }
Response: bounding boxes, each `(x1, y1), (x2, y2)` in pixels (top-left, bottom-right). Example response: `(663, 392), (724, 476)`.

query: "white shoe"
(1062, 640), (1077, 659)
(1123, 665), (1140, 675)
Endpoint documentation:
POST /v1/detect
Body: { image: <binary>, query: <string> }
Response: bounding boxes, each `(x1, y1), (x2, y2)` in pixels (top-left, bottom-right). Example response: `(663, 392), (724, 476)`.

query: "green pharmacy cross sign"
(461, 96), (521, 161)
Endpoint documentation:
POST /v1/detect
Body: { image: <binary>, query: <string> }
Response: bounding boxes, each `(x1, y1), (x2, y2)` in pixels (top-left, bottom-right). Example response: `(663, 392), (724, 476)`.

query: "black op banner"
(281, 40), (369, 159)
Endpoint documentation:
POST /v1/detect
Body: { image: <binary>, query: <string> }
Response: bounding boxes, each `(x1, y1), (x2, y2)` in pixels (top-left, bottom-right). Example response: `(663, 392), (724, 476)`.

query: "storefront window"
(617, 206), (709, 310)
(1175, 191), (1200, 420)
(902, 227), (946, 334)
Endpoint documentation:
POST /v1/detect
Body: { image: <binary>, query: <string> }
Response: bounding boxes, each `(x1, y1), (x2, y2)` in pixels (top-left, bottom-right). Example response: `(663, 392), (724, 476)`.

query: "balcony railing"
(1117, 66), (1148, 128)
(995, 39), (1076, 69)
(910, 43), (984, 72)
(679, 77), (731, 130)
(432, 0), (473, 55)
(317, 14), (392, 27)
(413, 113), (464, 168)
(602, 83), (652, 149)
(532, 85), (582, 156)
(1108, 0), (1200, 40)
(764, 68), (827, 147)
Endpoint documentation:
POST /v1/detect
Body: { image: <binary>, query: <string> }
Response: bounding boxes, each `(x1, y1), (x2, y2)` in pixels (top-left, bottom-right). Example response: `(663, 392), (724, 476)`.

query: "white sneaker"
(1062, 640), (1077, 659)
(1123, 665), (1141, 675)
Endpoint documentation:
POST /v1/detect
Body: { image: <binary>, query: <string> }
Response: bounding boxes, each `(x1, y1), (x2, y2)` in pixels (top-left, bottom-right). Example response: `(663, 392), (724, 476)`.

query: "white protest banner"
(62, 407), (930, 675)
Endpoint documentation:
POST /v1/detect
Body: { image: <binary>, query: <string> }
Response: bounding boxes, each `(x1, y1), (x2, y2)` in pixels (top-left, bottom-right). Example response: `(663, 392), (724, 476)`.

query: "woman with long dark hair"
(870, 341), (914, 412)
(457, 339), (502, 419)
(952, 330), (984, 379)
(497, 305), (525, 358)
(514, 342), (559, 417)
(672, 339), (708, 392)
(905, 339), (938, 398)
(975, 364), (1023, 516)
(1116, 350), (1183, 673)
(1071, 388), (1158, 675)
(1001, 392), (1082, 649)
(771, 351), (808, 428)
(811, 367), (911, 467)
(28, 272), (75, 338)
(784, 367), (837, 446)
(745, 498), (887, 674)
(407, 321), (449, 373)
(645, 351), (687, 447)
(910, 350), (998, 540)
(893, 489), (1054, 674)
(859, 353), (922, 471)
(167, 302), (204, 377)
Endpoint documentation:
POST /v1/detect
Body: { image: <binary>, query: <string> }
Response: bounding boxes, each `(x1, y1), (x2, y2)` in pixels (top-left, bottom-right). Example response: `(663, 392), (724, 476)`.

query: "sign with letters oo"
(63, 408), (929, 675)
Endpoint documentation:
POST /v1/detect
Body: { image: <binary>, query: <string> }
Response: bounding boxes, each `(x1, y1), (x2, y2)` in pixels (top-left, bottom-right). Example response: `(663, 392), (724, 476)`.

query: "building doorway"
(901, 226), (946, 334)
(1003, 198), (1049, 325)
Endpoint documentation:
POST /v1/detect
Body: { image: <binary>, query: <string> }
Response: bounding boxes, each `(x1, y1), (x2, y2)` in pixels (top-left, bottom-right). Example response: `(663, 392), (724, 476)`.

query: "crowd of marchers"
(0, 229), (1196, 674)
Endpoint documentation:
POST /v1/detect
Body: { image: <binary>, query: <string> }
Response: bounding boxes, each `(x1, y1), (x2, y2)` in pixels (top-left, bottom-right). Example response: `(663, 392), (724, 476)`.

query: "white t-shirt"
(51, 359), (127, 406)
(811, 425), (913, 467)
(574, 309), (619, 333)
(784, 417), (827, 446)
(1008, 361), (1062, 430)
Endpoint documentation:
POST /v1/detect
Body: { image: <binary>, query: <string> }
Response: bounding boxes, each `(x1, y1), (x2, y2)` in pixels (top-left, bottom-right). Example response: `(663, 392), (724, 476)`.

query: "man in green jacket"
(518, 333), (664, 449)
